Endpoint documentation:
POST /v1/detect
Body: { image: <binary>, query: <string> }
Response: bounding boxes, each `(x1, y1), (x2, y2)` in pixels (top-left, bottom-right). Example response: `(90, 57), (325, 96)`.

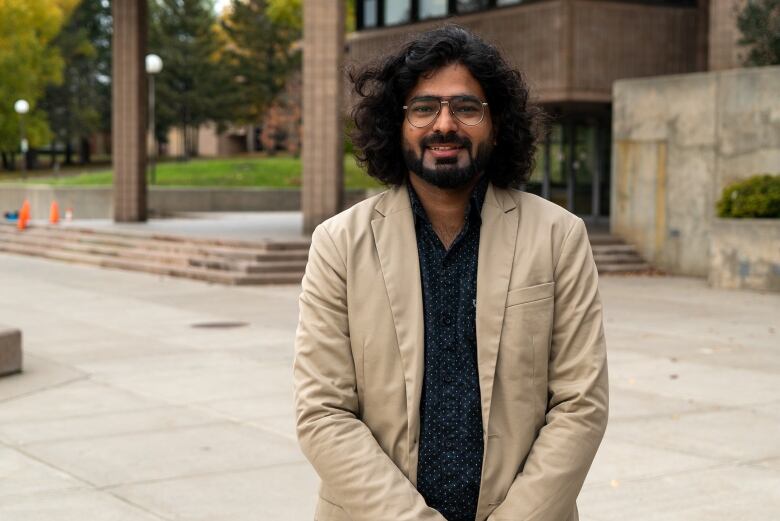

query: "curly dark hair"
(349, 24), (542, 188)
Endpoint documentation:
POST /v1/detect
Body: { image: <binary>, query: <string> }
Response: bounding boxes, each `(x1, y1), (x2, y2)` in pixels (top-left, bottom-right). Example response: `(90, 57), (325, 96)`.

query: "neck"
(408, 173), (483, 249)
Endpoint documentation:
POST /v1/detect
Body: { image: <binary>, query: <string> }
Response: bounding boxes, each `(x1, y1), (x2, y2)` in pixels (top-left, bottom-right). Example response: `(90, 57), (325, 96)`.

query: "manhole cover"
(190, 321), (249, 329)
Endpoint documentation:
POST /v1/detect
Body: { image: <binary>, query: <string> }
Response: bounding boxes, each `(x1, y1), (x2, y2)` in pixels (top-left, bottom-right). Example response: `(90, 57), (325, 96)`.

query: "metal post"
(149, 74), (156, 185)
(19, 115), (27, 179)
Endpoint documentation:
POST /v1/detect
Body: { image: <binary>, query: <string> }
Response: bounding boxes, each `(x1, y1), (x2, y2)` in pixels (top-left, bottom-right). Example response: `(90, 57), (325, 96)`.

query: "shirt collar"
(408, 174), (490, 226)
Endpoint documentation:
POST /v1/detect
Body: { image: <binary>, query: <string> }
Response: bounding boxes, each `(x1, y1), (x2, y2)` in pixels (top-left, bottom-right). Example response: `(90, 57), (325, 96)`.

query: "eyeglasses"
(402, 96), (489, 128)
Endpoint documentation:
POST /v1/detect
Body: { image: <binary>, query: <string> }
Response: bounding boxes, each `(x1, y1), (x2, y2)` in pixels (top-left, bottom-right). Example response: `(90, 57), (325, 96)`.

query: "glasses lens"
(407, 99), (440, 127)
(450, 98), (484, 126)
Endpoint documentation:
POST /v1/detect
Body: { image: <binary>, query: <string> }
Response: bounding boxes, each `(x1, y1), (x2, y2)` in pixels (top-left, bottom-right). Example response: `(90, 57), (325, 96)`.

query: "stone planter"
(709, 218), (780, 292)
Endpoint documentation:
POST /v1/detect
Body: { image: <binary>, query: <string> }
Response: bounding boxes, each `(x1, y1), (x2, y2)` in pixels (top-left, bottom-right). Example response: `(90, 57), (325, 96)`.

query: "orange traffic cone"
(17, 200), (30, 231)
(49, 201), (60, 224)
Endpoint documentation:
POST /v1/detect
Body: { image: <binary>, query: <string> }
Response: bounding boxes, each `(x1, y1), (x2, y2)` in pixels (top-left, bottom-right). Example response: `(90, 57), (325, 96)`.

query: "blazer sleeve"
(293, 224), (447, 521)
(488, 218), (609, 521)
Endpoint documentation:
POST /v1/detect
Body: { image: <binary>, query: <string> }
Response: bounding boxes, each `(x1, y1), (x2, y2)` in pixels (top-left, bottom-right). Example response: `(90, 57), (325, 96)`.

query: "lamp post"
(145, 54), (163, 184)
(14, 99), (29, 179)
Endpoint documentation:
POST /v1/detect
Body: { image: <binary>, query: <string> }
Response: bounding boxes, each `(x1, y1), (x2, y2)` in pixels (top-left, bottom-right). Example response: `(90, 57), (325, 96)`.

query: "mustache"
(420, 132), (472, 150)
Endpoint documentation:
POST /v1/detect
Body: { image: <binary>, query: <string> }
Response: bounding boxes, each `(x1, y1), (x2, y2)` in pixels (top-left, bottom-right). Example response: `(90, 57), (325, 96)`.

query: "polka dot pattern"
(408, 177), (488, 521)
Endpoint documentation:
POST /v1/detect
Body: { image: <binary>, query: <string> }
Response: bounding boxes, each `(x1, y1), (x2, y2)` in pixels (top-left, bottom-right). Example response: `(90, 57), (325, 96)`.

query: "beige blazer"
(293, 183), (608, 521)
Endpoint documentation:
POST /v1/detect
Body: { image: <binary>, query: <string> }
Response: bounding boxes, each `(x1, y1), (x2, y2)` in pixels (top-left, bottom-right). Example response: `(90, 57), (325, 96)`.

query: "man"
(293, 25), (608, 521)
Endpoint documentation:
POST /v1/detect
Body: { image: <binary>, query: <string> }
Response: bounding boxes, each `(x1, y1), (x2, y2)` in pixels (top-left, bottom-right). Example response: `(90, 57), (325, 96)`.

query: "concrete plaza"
(0, 252), (778, 520)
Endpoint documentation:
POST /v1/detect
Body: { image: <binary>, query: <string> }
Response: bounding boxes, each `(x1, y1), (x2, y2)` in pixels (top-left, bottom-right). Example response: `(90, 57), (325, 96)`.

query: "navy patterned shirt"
(409, 176), (488, 521)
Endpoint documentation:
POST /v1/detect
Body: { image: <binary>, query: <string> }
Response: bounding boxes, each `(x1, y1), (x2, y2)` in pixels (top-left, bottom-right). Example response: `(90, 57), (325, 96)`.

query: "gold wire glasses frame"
(402, 96), (489, 128)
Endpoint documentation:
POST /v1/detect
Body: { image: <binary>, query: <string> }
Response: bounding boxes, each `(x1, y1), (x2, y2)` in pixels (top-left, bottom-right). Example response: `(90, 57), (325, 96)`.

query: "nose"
(431, 102), (459, 134)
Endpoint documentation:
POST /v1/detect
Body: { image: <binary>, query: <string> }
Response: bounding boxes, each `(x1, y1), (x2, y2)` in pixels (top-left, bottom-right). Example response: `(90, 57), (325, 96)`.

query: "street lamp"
(14, 99), (29, 179)
(145, 54), (163, 184)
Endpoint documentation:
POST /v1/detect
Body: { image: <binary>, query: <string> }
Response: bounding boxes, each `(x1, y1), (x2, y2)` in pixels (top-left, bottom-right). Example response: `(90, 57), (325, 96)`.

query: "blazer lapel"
(476, 184), (519, 434)
(371, 185), (425, 482)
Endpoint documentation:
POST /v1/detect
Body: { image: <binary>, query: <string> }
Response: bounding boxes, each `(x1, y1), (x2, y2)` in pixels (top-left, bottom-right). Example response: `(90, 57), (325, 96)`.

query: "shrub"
(716, 174), (780, 218)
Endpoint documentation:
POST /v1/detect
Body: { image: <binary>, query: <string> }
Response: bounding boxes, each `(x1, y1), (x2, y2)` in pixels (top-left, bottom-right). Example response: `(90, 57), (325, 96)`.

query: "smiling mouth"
(427, 145), (462, 151)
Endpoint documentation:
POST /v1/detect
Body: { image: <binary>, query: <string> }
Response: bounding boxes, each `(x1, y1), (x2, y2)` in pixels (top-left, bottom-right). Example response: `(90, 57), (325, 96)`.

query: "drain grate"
(190, 321), (249, 329)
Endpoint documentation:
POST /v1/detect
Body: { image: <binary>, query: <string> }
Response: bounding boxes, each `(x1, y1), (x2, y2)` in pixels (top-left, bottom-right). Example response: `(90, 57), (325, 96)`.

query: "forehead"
(407, 63), (486, 100)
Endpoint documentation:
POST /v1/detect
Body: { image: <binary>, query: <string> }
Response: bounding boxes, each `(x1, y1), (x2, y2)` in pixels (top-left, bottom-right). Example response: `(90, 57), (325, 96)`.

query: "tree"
(149, 0), (237, 157)
(737, 0), (780, 66)
(219, 0), (301, 126)
(0, 0), (78, 170)
(41, 0), (112, 165)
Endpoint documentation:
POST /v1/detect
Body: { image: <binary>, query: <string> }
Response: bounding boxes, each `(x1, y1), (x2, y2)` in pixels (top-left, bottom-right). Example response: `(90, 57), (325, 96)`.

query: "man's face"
(402, 63), (495, 189)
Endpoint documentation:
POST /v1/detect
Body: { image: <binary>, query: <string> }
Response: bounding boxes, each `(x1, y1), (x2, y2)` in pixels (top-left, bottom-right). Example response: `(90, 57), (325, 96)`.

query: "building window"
(385, 0), (411, 25)
(420, 0), (448, 19)
(363, 0), (378, 28)
(457, 0), (489, 13)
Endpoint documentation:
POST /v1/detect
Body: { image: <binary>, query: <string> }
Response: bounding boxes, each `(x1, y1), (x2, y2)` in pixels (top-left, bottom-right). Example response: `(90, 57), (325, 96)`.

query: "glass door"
(527, 117), (610, 221)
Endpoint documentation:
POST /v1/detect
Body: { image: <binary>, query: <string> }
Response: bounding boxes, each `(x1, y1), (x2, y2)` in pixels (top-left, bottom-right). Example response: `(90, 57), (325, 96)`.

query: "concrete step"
(188, 257), (308, 274)
(0, 225), (309, 262)
(597, 262), (653, 273)
(14, 222), (311, 250)
(591, 244), (639, 254)
(0, 240), (302, 285)
(593, 253), (647, 264)
(588, 233), (655, 274)
(0, 224), (657, 280)
(0, 223), (309, 285)
(0, 230), (309, 266)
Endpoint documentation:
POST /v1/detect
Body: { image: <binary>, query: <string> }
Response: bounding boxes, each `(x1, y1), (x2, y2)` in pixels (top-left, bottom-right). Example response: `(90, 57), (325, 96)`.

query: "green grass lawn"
(0, 155), (382, 190)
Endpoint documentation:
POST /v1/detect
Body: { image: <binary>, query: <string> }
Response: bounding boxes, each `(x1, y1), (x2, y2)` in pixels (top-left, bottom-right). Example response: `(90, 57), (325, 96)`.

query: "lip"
(425, 144), (464, 159)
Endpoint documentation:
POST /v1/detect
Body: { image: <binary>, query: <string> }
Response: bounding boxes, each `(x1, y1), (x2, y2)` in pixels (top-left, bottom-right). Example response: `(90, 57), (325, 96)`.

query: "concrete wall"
(612, 66), (780, 276)
(709, 219), (780, 292)
(0, 186), (371, 220)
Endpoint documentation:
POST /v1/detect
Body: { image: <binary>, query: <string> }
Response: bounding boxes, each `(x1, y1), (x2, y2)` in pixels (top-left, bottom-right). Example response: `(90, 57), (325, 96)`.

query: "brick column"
(112, 0), (147, 222)
(302, 0), (345, 233)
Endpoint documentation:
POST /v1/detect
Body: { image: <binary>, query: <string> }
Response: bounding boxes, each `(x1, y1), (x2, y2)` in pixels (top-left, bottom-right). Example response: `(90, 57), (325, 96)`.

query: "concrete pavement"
(0, 252), (778, 520)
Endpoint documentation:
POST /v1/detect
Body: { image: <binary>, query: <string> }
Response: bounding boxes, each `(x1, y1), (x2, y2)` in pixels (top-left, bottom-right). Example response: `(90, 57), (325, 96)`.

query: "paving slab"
(0, 354), (86, 403)
(0, 489), (167, 521)
(606, 406), (780, 463)
(579, 464), (780, 521)
(0, 446), (86, 498)
(191, 391), (295, 422)
(0, 253), (778, 520)
(109, 462), (319, 521)
(23, 422), (304, 488)
(0, 405), (219, 446)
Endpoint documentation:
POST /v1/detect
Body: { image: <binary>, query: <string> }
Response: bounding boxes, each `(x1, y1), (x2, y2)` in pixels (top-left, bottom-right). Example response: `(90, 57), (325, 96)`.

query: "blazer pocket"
(505, 281), (554, 308)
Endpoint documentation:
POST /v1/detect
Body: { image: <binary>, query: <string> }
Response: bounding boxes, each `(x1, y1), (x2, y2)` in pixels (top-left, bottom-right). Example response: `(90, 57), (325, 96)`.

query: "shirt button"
(444, 374), (453, 383)
(440, 314), (452, 326)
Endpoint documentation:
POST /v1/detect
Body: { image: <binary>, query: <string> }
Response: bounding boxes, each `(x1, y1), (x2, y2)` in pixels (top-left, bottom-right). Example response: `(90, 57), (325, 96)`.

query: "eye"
(412, 105), (434, 114)
(455, 106), (478, 114)
(453, 101), (481, 114)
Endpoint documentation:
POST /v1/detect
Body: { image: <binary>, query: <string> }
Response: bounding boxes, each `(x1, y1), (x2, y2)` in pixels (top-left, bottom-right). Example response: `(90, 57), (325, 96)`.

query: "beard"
(403, 132), (493, 189)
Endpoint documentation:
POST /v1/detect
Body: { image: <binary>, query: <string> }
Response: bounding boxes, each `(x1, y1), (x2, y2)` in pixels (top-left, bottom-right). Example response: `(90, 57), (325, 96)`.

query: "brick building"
(345, 0), (746, 223)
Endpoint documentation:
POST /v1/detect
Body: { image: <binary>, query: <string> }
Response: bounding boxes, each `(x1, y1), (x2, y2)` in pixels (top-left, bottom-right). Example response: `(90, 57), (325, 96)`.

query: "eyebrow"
(409, 93), (481, 102)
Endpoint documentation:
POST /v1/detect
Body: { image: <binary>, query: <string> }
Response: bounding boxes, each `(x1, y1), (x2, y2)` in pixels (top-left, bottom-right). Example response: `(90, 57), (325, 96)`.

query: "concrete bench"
(0, 326), (22, 376)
